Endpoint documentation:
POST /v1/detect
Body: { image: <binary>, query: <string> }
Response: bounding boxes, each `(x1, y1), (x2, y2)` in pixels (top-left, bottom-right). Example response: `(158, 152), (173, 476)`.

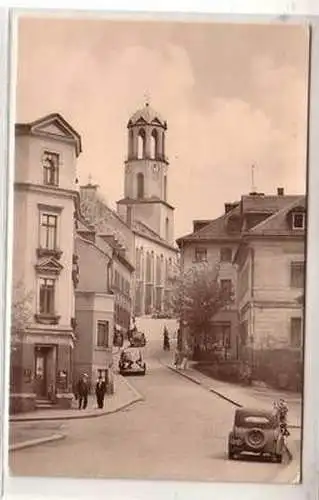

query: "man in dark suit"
(76, 373), (89, 410)
(95, 375), (107, 409)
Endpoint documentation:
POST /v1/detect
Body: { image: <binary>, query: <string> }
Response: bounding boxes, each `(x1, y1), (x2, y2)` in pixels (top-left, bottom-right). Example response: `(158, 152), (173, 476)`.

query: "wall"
(80, 186), (135, 265)
(132, 202), (161, 236)
(134, 233), (178, 315)
(124, 159), (168, 200)
(74, 292), (114, 387)
(76, 237), (111, 293)
(252, 240), (305, 302)
(15, 135), (77, 190)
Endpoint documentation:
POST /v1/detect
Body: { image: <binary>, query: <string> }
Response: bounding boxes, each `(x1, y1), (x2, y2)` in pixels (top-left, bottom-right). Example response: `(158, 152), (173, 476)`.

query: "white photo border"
(1, 5), (319, 500)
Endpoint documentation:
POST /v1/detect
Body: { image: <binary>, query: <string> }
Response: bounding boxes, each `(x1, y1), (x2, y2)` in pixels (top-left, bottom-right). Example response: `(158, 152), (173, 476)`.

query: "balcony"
(36, 247), (63, 260)
(34, 313), (61, 325)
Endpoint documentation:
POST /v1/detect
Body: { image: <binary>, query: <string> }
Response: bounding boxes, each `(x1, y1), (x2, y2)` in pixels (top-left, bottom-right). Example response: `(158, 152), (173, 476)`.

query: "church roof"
(128, 103), (167, 128)
(132, 220), (178, 252)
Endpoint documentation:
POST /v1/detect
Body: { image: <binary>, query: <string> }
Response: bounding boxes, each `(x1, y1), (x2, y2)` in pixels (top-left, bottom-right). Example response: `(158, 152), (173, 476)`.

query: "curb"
(161, 359), (301, 430)
(9, 433), (66, 452)
(9, 375), (144, 423)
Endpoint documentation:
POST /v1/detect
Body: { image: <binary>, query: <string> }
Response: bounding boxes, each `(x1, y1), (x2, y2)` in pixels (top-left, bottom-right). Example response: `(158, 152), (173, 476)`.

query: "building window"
(150, 129), (158, 159)
(194, 247), (207, 262)
(42, 151), (59, 186)
(290, 317), (302, 348)
(128, 130), (134, 159)
(292, 212), (305, 230)
(290, 261), (305, 288)
(165, 217), (169, 241)
(220, 247), (232, 263)
(156, 255), (161, 285)
(146, 252), (152, 282)
(40, 213), (58, 250)
(39, 278), (55, 315)
(137, 173), (144, 198)
(163, 175), (167, 201)
(97, 320), (109, 348)
(220, 279), (232, 300)
(137, 129), (146, 159)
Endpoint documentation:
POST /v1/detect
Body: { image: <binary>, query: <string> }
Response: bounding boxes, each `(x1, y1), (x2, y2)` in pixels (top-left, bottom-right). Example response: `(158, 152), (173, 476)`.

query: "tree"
(11, 282), (33, 346)
(171, 263), (234, 351)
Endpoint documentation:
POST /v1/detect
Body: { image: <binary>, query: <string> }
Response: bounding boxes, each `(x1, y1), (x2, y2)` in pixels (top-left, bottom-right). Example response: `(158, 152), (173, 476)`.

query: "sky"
(16, 16), (309, 238)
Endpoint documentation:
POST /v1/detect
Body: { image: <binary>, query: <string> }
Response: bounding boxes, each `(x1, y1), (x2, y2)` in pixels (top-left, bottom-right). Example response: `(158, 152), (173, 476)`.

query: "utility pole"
(251, 164), (257, 193)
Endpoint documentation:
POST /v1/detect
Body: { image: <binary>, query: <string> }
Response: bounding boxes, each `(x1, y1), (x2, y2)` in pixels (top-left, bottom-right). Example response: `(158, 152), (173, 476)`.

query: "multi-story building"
(177, 188), (306, 360)
(73, 217), (115, 391)
(79, 184), (134, 334)
(116, 102), (179, 316)
(176, 211), (241, 358)
(10, 113), (82, 412)
(234, 192), (305, 353)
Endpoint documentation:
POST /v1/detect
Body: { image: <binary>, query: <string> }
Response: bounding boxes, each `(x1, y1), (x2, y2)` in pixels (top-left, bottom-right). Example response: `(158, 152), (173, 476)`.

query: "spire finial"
(144, 91), (150, 107)
(88, 173), (93, 185)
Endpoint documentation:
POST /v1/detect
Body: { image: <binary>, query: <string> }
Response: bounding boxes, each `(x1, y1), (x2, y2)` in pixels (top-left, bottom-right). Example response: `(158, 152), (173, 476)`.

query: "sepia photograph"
(7, 13), (309, 485)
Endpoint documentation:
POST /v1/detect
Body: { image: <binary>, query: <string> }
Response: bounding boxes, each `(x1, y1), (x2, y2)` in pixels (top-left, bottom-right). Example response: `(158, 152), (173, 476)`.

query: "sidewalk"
(9, 373), (143, 423)
(160, 354), (302, 429)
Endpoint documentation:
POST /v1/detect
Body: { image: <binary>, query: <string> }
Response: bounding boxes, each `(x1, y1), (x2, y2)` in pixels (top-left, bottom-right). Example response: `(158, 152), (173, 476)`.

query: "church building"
(116, 103), (179, 317)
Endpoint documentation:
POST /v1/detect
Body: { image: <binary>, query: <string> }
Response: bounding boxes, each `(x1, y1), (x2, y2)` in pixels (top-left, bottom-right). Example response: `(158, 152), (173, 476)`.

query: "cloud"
(16, 24), (308, 238)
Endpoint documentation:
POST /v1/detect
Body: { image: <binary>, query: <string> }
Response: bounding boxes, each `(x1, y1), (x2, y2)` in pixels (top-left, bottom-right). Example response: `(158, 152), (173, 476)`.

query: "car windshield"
(124, 349), (142, 361)
(235, 412), (277, 429)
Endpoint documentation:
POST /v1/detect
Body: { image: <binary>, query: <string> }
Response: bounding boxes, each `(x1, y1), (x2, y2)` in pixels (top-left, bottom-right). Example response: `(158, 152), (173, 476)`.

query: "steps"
(36, 399), (54, 410)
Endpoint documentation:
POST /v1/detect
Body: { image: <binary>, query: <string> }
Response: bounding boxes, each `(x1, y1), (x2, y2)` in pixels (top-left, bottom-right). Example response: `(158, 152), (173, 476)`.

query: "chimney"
(277, 187), (284, 196)
(225, 203), (233, 214)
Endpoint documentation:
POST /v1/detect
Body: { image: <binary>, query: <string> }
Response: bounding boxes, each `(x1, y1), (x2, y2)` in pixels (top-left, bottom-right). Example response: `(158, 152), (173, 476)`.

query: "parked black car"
(228, 408), (284, 463)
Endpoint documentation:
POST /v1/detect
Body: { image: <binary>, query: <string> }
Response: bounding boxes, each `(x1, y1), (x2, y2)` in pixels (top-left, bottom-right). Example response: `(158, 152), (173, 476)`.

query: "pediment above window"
(16, 113), (82, 157)
(35, 256), (64, 275)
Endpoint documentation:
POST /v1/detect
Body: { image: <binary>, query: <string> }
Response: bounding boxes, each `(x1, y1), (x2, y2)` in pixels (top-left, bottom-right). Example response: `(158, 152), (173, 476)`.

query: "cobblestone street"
(9, 320), (300, 484)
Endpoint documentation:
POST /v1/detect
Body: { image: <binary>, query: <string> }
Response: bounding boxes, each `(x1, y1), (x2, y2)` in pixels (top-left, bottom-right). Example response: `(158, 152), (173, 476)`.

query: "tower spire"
(143, 91), (150, 107)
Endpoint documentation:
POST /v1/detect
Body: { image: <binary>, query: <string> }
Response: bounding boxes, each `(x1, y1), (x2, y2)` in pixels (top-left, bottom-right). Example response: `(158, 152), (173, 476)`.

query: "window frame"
(220, 247), (233, 263)
(290, 261), (305, 288)
(42, 150), (60, 187)
(290, 317), (302, 348)
(38, 277), (56, 315)
(220, 279), (233, 301)
(292, 212), (305, 230)
(96, 320), (109, 348)
(194, 247), (208, 263)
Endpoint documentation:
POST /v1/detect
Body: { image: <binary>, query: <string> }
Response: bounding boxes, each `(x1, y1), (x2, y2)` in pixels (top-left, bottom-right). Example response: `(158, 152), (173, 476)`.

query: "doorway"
(34, 345), (55, 399)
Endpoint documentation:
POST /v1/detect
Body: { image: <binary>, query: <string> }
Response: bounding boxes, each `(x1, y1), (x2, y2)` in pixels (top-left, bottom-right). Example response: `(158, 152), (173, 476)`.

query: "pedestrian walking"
(174, 348), (182, 369)
(180, 346), (189, 370)
(76, 373), (89, 410)
(95, 375), (106, 409)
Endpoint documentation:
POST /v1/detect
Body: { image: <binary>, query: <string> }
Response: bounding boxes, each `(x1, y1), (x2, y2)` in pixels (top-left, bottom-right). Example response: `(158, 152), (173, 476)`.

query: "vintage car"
(129, 330), (146, 347)
(228, 408), (284, 463)
(119, 347), (146, 376)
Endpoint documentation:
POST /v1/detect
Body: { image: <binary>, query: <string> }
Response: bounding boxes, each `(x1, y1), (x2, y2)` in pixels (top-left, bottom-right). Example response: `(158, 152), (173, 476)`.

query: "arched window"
(137, 129), (146, 159)
(128, 130), (134, 159)
(162, 131), (165, 158)
(137, 173), (144, 198)
(163, 175), (167, 201)
(150, 129), (158, 159)
(165, 217), (169, 241)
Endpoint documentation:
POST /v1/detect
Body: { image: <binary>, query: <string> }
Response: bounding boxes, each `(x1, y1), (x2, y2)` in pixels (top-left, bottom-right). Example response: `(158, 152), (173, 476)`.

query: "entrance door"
(34, 346), (49, 398)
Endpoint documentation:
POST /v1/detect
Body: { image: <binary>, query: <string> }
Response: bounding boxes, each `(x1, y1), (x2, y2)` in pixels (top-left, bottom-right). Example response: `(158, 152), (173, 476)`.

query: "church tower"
(117, 102), (175, 245)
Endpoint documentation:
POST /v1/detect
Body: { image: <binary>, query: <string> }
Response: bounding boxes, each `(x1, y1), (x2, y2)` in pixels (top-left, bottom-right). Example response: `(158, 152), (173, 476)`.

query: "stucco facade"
(178, 190), (306, 360)
(10, 114), (82, 413)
